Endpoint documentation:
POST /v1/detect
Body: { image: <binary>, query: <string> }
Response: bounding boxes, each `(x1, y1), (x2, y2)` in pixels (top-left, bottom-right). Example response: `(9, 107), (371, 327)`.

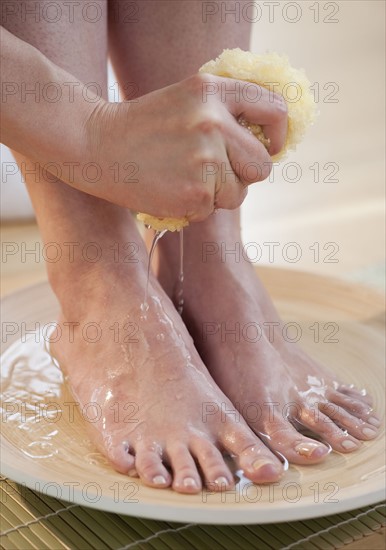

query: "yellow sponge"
(138, 48), (316, 232)
(137, 213), (189, 232)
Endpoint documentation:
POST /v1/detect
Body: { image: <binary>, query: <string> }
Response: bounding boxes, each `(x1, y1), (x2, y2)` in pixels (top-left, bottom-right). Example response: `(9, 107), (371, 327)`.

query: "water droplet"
(140, 302), (149, 313)
(22, 441), (57, 459)
(177, 300), (184, 315)
(156, 333), (165, 342)
(85, 452), (108, 465)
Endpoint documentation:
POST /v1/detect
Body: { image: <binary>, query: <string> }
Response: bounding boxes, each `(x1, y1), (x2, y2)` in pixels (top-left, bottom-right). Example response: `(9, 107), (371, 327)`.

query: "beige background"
(242, 0), (385, 281)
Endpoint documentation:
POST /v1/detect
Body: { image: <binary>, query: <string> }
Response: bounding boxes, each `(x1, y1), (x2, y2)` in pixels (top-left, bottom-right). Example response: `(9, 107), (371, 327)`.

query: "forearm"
(0, 24), (290, 220)
(0, 26), (101, 179)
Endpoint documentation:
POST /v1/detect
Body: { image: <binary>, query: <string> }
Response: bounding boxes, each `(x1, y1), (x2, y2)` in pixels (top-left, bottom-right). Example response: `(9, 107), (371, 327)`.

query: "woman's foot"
(49, 255), (284, 493)
(157, 214), (381, 465)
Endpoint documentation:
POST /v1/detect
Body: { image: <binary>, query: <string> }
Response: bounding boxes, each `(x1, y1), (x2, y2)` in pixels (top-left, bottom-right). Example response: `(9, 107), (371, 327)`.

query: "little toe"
(338, 385), (373, 406)
(329, 391), (381, 426)
(135, 443), (171, 488)
(318, 402), (379, 441)
(190, 438), (234, 491)
(168, 443), (202, 494)
(260, 420), (330, 465)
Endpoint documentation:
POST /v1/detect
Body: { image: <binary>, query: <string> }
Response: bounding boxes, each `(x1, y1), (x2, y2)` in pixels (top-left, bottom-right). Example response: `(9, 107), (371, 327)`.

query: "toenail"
(295, 442), (328, 458)
(341, 439), (358, 450)
(362, 427), (377, 437)
(252, 459), (277, 471)
(368, 416), (381, 427)
(214, 476), (229, 488)
(152, 475), (167, 485)
(183, 477), (198, 489)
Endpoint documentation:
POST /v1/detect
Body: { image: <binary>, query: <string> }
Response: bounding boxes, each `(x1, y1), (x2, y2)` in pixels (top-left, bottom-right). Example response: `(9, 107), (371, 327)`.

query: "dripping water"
(175, 229), (184, 315)
(142, 229), (167, 313)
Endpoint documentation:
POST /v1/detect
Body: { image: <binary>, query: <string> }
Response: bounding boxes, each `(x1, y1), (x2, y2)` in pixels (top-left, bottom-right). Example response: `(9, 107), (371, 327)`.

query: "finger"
(194, 133), (247, 213)
(215, 77), (288, 156)
(225, 114), (273, 185)
(213, 153), (248, 210)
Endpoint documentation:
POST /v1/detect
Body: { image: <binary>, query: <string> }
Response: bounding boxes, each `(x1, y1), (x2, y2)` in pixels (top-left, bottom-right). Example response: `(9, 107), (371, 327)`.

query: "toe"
(190, 438), (234, 491)
(259, 419), (330, 465)
(300, 409), (361, 453)
(338, 385), (373, 406)
(167, 442), (202, 494)
(105, 441), (136, 474)
(318, 401), (379, 441)
(135, 442), (171, 488)
(221, 426), (283, 483)
(328, 390), (381, 427)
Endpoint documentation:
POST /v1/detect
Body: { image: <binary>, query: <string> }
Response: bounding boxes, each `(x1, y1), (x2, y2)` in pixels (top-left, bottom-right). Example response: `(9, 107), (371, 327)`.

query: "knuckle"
(195, 113), (223, 135)
(192, 182), (213, 205)
(186, 72), (219, 98)
(197, 157), (221, 178)
(201, 446), (221, 464)
(239, 441), (261, 457)
(199, 188), (214, 212)
(138, 460), (159, 476)
(184, 182), (213, 219)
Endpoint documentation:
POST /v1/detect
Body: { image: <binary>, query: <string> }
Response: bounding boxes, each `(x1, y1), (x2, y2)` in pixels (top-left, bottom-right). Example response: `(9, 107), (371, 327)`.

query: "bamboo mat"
(0, 476), (384, 549)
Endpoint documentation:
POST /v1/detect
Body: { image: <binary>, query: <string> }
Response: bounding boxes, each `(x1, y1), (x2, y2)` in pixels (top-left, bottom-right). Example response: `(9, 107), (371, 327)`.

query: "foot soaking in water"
(1, 1), (381, 494)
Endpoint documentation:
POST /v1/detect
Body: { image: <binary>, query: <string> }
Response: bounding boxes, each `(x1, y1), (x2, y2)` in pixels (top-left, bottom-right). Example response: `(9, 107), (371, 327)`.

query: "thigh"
(1, 0), (108, 92)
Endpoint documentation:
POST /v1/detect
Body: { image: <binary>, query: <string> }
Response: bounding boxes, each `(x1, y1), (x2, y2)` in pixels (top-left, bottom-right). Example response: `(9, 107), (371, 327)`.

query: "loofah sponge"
(138, 48), (316, 232)
(137, 212), (189, 232)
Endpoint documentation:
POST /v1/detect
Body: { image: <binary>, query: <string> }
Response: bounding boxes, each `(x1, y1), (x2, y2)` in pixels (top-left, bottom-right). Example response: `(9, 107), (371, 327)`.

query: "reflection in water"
(0, 333), (108, 465)
(1, 331), (385, 500)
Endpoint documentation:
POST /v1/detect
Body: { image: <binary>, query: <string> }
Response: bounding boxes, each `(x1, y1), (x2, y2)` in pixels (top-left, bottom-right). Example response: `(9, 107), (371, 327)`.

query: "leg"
(110, 2), (381, 463)
(159, 209), (381, 464)
(108, 0), (249, 95)
(4, 0), (283, 492)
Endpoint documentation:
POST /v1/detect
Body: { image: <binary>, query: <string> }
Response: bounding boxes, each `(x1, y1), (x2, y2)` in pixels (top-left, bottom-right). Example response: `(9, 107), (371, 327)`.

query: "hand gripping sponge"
(137, 48), (317, 232)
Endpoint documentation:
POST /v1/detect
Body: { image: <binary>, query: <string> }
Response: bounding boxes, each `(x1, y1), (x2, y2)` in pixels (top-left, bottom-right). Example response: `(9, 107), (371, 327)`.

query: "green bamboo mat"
(0, 477), (384, 550)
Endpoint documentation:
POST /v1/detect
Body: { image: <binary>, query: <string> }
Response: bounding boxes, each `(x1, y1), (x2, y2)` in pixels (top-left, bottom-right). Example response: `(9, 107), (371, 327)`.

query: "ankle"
(47, 254), (149, 319)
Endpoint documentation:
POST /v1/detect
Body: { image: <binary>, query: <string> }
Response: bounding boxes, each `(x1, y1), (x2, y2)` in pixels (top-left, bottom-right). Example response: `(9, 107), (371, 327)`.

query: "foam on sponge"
(138, 48), (317, 232)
